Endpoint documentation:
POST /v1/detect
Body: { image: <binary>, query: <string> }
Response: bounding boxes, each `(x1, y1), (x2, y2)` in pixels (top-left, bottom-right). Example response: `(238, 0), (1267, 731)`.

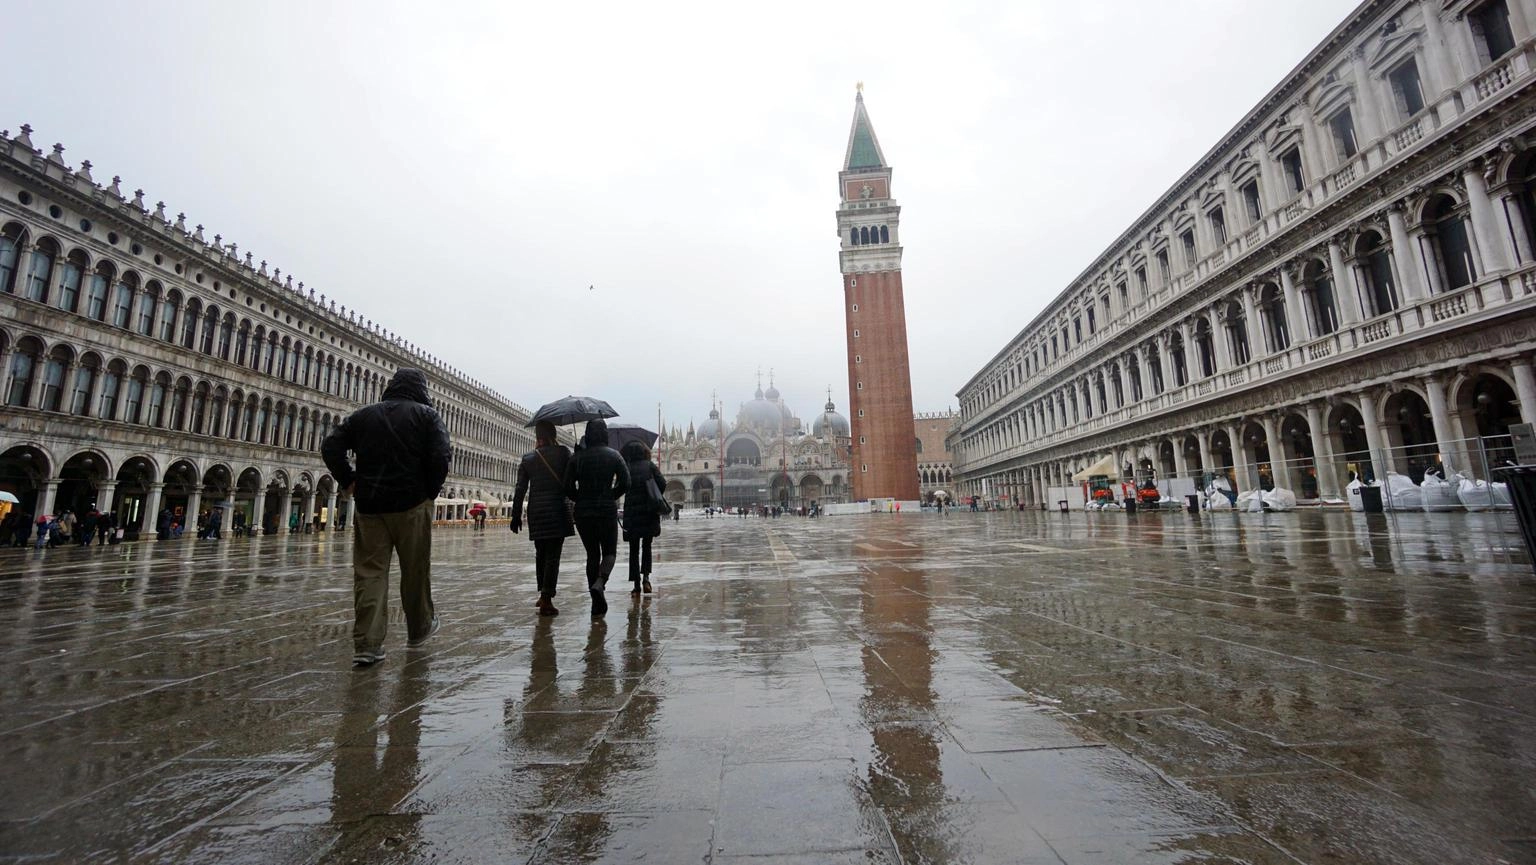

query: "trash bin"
(1123, 496), (1137, 514)
(1185, 494), (1200, 514)
(1057, 500), (1069, 514)
(1358, 485), (1384, 513)
(1494, 466), (1536, 573)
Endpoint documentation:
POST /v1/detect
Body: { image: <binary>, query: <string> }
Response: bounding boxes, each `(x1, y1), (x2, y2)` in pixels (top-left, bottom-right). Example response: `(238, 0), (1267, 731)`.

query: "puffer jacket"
(512, 445), (574, 540)
(621, 442), (666, 541)
(563, 420), (630, 520)
(321, 368), (452, 515)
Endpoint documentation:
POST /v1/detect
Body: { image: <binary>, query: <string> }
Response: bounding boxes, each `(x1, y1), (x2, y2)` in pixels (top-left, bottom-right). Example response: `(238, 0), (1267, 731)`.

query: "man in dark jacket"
(562, 419), (629, 619)
(322, 368), (452, 667)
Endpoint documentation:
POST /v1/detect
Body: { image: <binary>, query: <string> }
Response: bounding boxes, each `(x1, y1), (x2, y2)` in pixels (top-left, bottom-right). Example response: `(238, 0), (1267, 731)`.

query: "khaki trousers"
(353, 499), (435, 652)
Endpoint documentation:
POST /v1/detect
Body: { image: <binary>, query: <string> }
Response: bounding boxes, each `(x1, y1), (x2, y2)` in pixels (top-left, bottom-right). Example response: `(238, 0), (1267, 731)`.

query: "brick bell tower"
(838, 86), (919, 502)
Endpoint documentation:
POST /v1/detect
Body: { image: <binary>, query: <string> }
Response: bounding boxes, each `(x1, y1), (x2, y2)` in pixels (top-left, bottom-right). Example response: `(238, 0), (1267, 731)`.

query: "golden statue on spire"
(856, 81), (864, 93)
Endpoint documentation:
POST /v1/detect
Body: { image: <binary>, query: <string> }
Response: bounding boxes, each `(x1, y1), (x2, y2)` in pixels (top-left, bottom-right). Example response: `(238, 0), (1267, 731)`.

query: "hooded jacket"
(322, 368), (452, 515)
(620, 441), (666, 540)
(562, 420), (630, 520)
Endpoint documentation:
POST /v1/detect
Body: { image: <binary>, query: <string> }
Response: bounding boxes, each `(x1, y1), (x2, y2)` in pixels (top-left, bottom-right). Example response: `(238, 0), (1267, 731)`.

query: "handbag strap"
(533, 447), (563, 484)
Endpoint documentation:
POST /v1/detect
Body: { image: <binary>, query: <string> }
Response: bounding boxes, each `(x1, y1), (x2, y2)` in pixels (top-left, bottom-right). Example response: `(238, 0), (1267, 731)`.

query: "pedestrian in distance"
(562, 419), (629, 620)
(79, 510), (98, 547)
(206, 508), (222, 541)
(619, 440), (666, 597)
(322, 367), (452, 668)
(511, 420), (575, 617)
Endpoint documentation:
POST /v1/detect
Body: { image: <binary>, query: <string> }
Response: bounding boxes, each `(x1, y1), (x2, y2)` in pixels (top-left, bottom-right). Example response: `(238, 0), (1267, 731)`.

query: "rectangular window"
(1471, 0), (1516, 63)
(856, 381), (863, 390)
(852, 329), (860, 338)
(112, 284), (133, 329)
(1180, 230), (1197, 268)
(1241, 180), (1262, 223)
(1328, 108), (1357, 159)
(1086, 307), (1096, 334)
(1116, 282), (1128, 309)
(98, 370), (119, 418)
(1209, 207), (1226, 244)
(1389, 59), (1425, 119)
(1135, 267), (1148, 298)
(1156, 250), (1170, 284)
(1281, 147), (1305, 195)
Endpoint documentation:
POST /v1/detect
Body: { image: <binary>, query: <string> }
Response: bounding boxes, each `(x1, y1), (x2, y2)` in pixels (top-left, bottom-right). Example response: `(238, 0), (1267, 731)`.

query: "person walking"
(156, 507), (172, 541)
(510, 420), (575, 616)
(205, 507), (222, 541)
(322, 367), (452, 668)
(619, 441), (666, 596)
(562, 420), (629, 619)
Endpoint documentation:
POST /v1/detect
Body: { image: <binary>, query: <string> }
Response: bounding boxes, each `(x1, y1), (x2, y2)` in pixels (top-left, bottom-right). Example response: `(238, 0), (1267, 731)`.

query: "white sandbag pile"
(1383, 472), (1422, 511)
(1262, 488), (1298, 511)
(1420, 470), (1461, 512)
(1457, 476), (1513, 511)
(1236, 489), (1264, 512)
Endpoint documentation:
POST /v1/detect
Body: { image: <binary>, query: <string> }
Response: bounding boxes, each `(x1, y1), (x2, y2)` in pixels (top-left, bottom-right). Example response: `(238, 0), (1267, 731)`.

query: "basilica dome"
(738, 385), (789, 431)
(813, 396), (850, 437)
(697, 407), (726, 439)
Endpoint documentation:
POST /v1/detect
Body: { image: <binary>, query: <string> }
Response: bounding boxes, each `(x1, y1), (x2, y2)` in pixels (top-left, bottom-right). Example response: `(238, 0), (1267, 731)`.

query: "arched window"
(210, 386), (228, 437)
(263, 334), (277, 375)
(56, 251), (85, 313)
(1169, 334), (1188, 386)
(227, 391), (244, 440)
(880, 225), (889, 243)
(70, 353), (99, 416)
(98, 360), (124, 419)
(218, 314), (235, 360)
(201, 306), (219, 354)
(0, 223), (23, 294)
(1426, 194), (1476, 291)
(1258, 284), (1289, 352)
(860, 226), (870, 245)
(180, 298), (201, 348)
(248, 398), (265, 442)
(160, 290), (181, 342)
(148, 373), (171, 428)
(170, 377), (191, 430)
(123, 366), (149, 424)
(24, 238), (57, 303)
(39, 345), (71, 412)
(251, 326), (266, 371)
(138, 282), (160, 335)
(236, 321), (251, 366)
(1224, 299), (1251, 365)
(5, 337), (41, 407)
(112, 272), (137, 329)
(849, 228), (859, 246)
(276, 338), (290, 380)
(1355, 230), (1398, 317)
(1194, 319), (1216, 378)
(191, 382), (209, 434)
(1303, 260), (1338, 336)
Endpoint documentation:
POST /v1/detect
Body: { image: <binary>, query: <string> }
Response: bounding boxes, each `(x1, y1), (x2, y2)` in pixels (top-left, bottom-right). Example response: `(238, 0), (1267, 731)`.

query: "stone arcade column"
(1328, 238), (1362, 326)
(142, 483), (164, 538)
(301, 489), (317, 531)
(1306, 402), (1341, 498)
(1260, 415), (1284, 489)
(249, 493), (266, 538)
(95, 480), (117, 515)
(1211, 302), (1232, 372)
(1156, 334), (1175, 392)
(1358, 391), (1389, 480)
(277, 489), (294, 534)
(1172, 438), (1189, 482)
(1278, 266), (1308, 345)
(1424, 375), (1471, 476)
(185, 487), (203, 536)
(1387, 202), (1427, 303)
(1224, 422), (1244, 493)
(1464, 162), (1512, 274)
(36, 478), (60, 519)
(1197, 430), (1215, 487)
(1511, 356), (1536, 425)
(1240, 286), (1262, 362)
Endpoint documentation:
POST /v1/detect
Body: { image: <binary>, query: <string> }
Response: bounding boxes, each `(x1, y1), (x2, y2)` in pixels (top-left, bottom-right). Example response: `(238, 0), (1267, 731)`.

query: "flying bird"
(588, 284), (594, 291)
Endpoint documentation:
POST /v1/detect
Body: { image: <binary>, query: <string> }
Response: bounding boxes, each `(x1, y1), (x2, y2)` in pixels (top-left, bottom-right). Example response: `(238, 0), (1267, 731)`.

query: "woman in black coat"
(511, 420), (575, 616)
(620, 441), (666, 595)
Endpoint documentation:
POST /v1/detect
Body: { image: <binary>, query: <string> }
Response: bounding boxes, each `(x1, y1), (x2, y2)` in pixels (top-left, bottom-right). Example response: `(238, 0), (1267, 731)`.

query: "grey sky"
(8, 0), (1357, 432)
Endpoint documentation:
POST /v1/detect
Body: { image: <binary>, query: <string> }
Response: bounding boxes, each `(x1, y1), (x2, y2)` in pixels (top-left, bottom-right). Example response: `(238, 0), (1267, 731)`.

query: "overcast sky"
(9, 0), (1357, 432)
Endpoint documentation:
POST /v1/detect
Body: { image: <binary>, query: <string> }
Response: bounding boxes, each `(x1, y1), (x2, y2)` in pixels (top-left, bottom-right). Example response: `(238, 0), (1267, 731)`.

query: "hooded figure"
(620, 440), (666, 595)
(512, 419), (575, 615)
(562, 419), (630, 618)
(323, 367), (452, 666)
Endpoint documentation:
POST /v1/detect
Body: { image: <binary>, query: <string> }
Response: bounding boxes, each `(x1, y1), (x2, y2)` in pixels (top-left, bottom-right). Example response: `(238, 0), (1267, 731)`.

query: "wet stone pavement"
(1, 510), (1534, 864)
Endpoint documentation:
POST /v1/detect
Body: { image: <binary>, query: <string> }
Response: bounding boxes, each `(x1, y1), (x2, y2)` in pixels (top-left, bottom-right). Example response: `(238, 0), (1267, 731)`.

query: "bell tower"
(838, 86), (919, 502)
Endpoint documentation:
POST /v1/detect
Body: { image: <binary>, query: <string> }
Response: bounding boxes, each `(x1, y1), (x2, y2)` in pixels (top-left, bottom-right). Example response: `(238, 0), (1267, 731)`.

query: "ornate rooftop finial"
(308, 287), (315, 300)
(131, 188), (146, 210)
(243, 252), (253, 269)
(214, 233), (222, 248)
(15, 124), (33, 149)
(174, 212), (186, 231)
(47, 143), (66, 165)
(193, 223), (204, 241)
(153, 201), (167, 222)
(258, 259), (268, 276)
(76, 160), (94, 182)
(107, 175), (122, 197)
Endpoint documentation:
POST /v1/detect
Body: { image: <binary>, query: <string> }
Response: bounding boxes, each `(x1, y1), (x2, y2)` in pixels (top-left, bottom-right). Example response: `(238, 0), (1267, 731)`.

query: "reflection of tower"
(837, 86), (919, 501)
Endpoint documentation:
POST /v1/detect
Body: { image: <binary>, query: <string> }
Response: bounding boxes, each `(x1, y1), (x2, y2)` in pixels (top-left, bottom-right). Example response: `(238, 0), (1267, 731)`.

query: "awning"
(1071, 455), (1118, 483)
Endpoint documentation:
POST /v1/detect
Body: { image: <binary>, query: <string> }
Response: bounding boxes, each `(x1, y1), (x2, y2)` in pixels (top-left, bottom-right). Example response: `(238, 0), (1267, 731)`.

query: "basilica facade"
(953, 0), (1536, 506)
(0, 125), (536, 537)
(657, 381), (853, 509)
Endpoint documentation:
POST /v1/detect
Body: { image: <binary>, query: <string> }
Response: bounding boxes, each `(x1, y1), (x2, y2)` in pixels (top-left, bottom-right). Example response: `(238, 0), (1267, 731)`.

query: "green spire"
(844, 91), (886, 170)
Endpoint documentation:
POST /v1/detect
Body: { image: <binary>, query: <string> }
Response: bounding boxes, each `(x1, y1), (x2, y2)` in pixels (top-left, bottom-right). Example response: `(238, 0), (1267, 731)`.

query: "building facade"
(839, 89), (921, 502)
(0, 124), (536, 536)
(657, 380), (853, 509)
(953, 0), (1536, 506)
(914, 410), (957, 502)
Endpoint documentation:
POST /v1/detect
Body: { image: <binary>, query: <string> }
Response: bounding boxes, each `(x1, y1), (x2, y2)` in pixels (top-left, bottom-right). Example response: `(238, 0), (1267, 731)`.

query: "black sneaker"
(406, 617), (441, 648)
(591, 591), (607, 619)
(352, 648), (386, 667)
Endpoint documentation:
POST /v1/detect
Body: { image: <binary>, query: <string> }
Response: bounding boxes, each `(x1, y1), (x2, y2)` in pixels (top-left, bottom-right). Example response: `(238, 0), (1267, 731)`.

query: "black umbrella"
(605, 422), (658, 454)
(525, 395), (619, 428)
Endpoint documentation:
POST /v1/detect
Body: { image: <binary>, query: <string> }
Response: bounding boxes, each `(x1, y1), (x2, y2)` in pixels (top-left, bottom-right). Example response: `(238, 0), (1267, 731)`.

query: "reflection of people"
(330, 654), (430, 839)
(323, 368), (452, 667)
(620, 441), (665, 597)
(512, 420), (574, 617)
(563, 420), (629, 619)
